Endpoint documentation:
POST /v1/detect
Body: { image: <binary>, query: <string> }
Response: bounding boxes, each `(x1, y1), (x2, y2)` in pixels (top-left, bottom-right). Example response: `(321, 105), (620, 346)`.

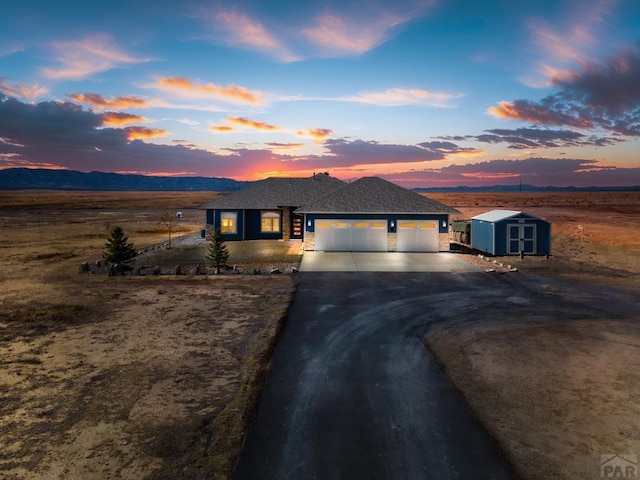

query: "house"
(471, 209), (551, 256)
(204, 174), (460, 252)
(202, 173), (346, 241)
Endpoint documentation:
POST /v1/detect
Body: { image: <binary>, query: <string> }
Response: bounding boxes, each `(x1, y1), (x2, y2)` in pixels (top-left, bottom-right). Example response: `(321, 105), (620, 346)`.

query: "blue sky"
(1, 0), (639, 187)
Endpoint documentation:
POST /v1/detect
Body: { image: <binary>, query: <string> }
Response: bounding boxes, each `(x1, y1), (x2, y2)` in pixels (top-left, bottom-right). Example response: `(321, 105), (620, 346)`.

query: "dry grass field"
(0, 190), (299, 480)
(427, 191), (640, 479)
(1, 189), (639, 479)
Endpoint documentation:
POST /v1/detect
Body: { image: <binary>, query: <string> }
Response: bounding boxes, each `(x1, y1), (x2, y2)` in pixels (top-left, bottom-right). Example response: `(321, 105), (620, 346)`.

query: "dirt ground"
(1, 189), (639, 479)
(0, 191), (298, 480)
(427, 191), (640, 479)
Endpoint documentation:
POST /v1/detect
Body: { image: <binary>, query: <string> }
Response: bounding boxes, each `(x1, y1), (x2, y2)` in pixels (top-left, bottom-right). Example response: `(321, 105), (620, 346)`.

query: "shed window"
(220, 212), (237, 234)
(261, 211), (281, 233)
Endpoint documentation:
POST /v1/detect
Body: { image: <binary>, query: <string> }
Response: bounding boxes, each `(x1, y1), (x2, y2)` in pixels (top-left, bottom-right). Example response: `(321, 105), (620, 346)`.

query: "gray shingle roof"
(201, 174), (346, 210)
(295, 177), (460, 214)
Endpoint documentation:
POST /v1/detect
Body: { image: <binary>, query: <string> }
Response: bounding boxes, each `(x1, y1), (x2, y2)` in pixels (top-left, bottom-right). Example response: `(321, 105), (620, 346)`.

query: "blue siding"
(245, 209), (283, 240)
(213, 209), (244, 241)
(472, 212), (551, 256)
(471, 220), (495, 255)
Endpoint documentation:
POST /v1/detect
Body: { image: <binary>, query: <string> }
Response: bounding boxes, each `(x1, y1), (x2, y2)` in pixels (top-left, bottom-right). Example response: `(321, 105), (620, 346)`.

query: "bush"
(104, 226), (136, 263)
(206, 229), (229, 271)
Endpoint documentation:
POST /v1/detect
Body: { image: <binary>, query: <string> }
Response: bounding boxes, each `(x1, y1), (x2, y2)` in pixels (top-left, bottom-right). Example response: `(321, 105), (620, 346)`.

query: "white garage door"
(314, 220), (387, 251)
(397, 220), (439, 252)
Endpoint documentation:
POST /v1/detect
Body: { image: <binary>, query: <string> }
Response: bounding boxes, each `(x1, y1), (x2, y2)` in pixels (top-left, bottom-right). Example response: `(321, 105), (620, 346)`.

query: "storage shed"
(471, 210), (551, 256)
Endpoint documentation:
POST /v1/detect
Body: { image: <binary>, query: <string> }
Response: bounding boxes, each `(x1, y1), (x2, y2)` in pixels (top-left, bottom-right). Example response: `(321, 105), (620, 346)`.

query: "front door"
(507, 223), (536, 254)
(291, 214), (303, 239)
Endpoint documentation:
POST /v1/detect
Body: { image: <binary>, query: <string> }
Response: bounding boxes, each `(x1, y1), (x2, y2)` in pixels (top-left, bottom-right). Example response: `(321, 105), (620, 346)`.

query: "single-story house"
(204, 174), (460, 252)
(202, 173), (346, 241)
(471, 209), (551, 256)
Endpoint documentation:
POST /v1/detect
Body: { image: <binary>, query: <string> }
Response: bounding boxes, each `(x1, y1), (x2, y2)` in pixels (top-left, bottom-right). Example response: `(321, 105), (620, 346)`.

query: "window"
(220, 212), (237, 234)
(261, 211), (281, 233)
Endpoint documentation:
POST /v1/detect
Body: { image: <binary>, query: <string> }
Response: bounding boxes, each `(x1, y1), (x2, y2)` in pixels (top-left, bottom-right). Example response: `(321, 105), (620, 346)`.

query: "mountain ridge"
(1, 168), (638, 192)
(0, 168), (248, 191)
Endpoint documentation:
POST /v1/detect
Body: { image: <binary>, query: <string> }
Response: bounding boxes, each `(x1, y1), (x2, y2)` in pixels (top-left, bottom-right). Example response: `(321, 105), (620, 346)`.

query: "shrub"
(206, 229), (229, 271)
(104, 226), (136, 263)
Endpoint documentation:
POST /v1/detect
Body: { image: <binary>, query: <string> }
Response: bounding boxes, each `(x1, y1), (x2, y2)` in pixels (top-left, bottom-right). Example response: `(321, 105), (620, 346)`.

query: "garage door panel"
(397, 220), (438, 252)
(314, 219), (387, 251)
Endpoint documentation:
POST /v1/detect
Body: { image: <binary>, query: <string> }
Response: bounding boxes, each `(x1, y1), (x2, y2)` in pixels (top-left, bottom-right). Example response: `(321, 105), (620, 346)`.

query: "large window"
(220, 212), (237, 234)
(261, 211), (281, 233)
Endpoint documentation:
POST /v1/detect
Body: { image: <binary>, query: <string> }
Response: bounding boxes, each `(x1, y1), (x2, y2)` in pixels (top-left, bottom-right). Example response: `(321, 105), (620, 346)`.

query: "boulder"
(79, 262), (90, 273)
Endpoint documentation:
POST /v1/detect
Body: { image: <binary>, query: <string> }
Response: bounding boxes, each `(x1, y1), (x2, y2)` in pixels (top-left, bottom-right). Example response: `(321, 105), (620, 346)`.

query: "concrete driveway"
(300, 251), (480, 272)
(235, 271), (513, 480)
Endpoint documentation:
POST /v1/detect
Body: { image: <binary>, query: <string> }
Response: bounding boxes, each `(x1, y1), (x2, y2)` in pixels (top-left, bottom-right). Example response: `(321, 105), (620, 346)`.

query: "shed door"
(314, 220), (387, 251)
(397, 220), (439, 252)
(507, 224), (536, 254)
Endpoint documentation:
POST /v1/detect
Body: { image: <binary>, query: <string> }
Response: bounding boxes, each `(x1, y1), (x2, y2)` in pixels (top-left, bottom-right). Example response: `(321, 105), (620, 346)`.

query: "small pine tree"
(104, 226), (136, 263)
(206, 229), (229, 272)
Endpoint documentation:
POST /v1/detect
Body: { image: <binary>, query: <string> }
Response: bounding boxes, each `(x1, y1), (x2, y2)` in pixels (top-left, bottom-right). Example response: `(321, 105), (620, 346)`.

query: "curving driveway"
(235, 268), (514, 480)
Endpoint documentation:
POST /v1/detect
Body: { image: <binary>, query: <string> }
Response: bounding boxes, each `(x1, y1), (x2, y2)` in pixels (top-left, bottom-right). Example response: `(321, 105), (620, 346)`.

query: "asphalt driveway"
(300, 251), (480, 272)
(235, 271), (513, 480)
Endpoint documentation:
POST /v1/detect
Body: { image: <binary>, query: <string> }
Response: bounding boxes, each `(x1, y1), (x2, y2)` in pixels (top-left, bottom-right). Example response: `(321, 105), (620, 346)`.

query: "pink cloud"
(40, 34), (153, 80)
(0, 78), (48, 100)
(341, 87), (465, 107)
(211, 11), (298, 62)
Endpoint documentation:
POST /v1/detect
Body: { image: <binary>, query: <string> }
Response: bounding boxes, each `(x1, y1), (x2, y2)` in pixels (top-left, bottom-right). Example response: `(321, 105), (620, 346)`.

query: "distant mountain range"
(0, 168), (638, 192)
(0, 168), (248, 191)
(413, 184), (640, 192)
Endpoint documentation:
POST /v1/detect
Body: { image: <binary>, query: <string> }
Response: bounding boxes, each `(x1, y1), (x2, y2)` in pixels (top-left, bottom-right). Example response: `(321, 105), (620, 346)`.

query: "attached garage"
(397, 220), (439, 252)
(294, 177), (460, 253)
(314, 219), (387, 251)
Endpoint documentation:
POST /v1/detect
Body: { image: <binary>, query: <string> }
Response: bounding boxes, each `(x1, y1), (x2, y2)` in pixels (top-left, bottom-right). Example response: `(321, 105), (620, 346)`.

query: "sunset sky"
(1, 0), (640, 187)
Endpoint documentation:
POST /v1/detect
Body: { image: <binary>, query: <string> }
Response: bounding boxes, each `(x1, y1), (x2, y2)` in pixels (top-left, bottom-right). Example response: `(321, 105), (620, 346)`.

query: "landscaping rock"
(79, 262), (90, 273)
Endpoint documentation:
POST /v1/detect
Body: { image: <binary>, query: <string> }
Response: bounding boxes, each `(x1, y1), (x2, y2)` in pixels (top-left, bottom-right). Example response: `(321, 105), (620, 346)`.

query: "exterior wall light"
(442, 220), (447, 228)
(307, 219), (312, 227)
(390, 220), (395, 228)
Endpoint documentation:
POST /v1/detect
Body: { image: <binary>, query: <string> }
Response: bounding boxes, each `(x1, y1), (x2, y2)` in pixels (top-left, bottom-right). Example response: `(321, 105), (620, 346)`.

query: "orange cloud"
(101, 112), (147, 126)
(209, 125), (235, 133)
(266, 142), (305, 151)
(69, 92), (148, 109)
(155, 76), (264, 104)
(296, 127), (334, 143)
(227, 116), (280, 131)
(461, 172), (521, 180)
(125, 126), (168, 141)
(0, 78), (48, 100)
(487, 100), (593, 129)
